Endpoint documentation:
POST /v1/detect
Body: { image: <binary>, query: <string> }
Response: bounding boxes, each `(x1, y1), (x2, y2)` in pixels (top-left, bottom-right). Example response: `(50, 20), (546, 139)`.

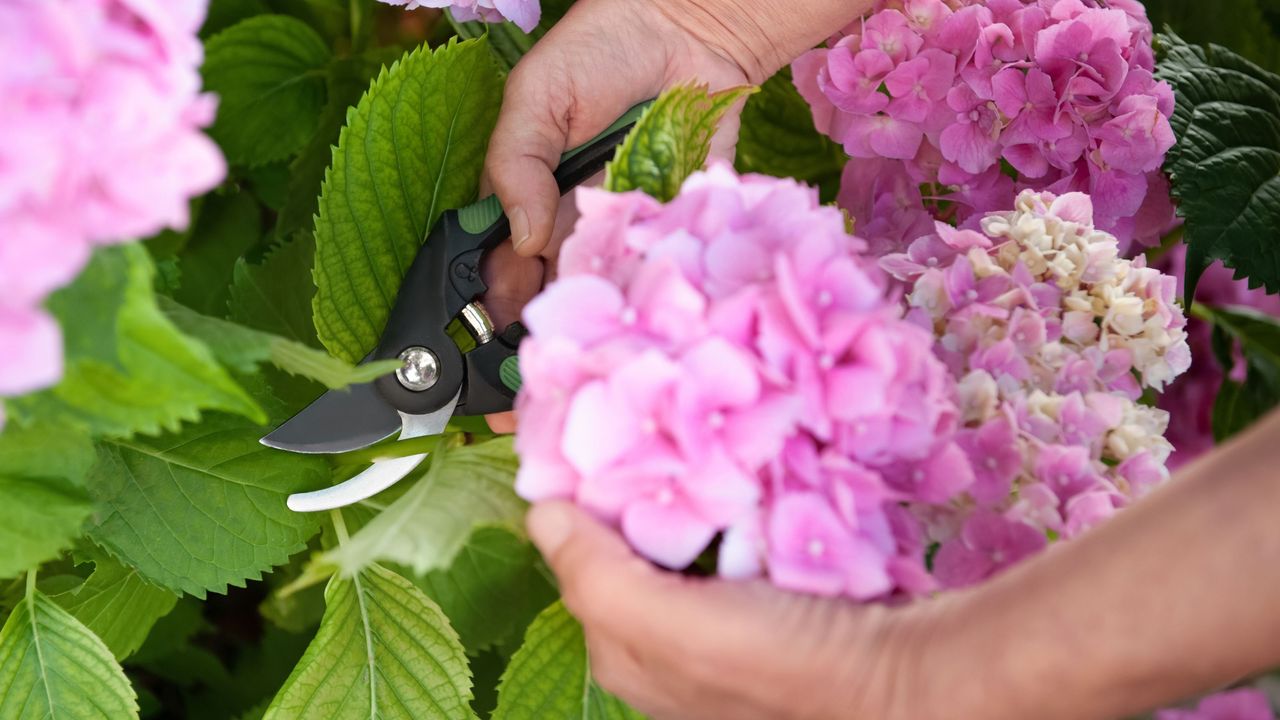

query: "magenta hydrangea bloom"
(887, 190), (1191, 587)
(794, 0), (1177, 252)
(0, 0), (225, 416)
(1156, 689), (1277, 720)
(1156, 246), (1280, 469)
(377, 0), (540, 32)
(517, 165), (969, 599)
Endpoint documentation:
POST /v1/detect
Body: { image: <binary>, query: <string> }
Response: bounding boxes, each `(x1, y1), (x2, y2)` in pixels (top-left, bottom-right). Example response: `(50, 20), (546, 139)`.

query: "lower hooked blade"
(285, 392), (460, 512)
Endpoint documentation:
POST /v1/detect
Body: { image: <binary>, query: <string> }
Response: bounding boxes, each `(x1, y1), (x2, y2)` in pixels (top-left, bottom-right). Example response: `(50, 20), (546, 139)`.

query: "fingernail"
(527, 503), (571, 555)
(510, 206), (531, 251)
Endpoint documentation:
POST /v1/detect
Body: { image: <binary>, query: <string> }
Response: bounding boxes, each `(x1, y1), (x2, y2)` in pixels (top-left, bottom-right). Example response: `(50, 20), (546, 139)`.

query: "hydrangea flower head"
(794, 0), (1177, 251)
(0, 0), (224, 415)
(378, 0), (540, 32)
(887, 190), (1191, 586)
(517, 165), (970, 599)
(1155, 689), (1277, 720)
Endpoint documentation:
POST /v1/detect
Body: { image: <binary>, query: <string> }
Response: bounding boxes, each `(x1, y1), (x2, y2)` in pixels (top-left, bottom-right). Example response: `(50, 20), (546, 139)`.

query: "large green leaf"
(0, 585), (138, 719)
(9, 245), (264, 435)
(736, 68), (846, 203)
(0, 424), (95, 580)
(173, 190), (263, 317)
(161, 296), (399, 389)
(605, 84), (756, 202)
(326, 437), (524, 577)
(263, 564), (475, 720)
(229, 234), (320, 346)
(492, 602), (644, 720)
(277, 58), (374, 241)
(1158, 34), (1280, 301)
(1198, 304), (1280, 440)
(44, 248), (130, 370)
(51, 547), (178, 661)
(202, 14), (331, 166)
(415, 526), (557, 655)
(86, 414), (327, 597)
(312, 37), (503, 363)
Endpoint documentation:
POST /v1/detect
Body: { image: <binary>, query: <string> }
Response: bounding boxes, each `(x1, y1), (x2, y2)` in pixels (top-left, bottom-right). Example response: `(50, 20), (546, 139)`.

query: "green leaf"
(1198, 304), (1280, 440)
(605, 84), (756, 202)
(202, 0), (270, 38)
(0, 425), (95, 580)
(735, 68), (846, 203)
(326, 436), (524, 577)
(0, 587), (138, 719)
(312, 37), (504, 363)
(44, 247), (131, 369)
(9, 245), (264, 435)
(1158, 33), (1280, 301)
(51, 547), (178, 661)
(230, 234), (320, 346)
(202, 14), (331, 166)
(173, 189), (263, 317)
(263, 564), (476, 720)
(448, 0), (576, 70)
(278, 56), (385, 240)
(161, 296), (399, 389)
(86, 414), (327, 597)
(415, 526), (557, 655)
(492, 602), (645, 720)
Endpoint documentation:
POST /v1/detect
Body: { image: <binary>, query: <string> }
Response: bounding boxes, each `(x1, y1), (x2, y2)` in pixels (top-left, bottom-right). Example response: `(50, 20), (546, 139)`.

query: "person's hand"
(524, 501), (961, 720)
(481, 0), (871, 433)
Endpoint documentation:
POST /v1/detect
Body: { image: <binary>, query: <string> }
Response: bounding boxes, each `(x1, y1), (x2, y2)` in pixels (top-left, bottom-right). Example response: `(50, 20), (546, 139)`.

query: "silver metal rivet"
(396, 346), (440, 392)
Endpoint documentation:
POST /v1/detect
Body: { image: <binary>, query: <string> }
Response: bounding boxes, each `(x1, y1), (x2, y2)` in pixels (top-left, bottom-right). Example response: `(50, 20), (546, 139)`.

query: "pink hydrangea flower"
(1156, 245), (1280, 469)
(517, 165), (969, 599)
(1156, 689), (1277, 720)
(0, 0), (225, 417)
(378, 0), (540, 32)
(793, 0), (1177, 252)
(888, 190), (1190, 587)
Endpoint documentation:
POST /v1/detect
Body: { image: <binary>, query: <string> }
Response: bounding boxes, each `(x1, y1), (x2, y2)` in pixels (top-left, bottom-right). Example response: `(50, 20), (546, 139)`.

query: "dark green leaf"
(229, 234), (320, 346)
(448, 0), (576, 70)
(173, 190), (263, 316)
(736, 68), (846, 203)
(1146, 0), (1280, 73)
(312, 37), (503, 363)
(1158, 33), (1280, 301)
(202, 14), (331, 166)
(202, 0), (270, 38)
(606, 84), (756, 201)
(415, 526), (557, 655)
(86, 414), (327, 597)
(1200, 304), (1280, 440)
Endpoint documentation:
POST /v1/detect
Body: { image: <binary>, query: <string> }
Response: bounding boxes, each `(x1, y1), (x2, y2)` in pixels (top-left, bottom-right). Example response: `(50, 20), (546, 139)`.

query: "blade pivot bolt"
(396, 346), (441, 391)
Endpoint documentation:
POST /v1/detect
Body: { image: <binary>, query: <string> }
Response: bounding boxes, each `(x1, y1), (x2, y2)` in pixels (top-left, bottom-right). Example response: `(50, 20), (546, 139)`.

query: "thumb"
(527, 502), (665, 620)
(484, 74), (565, 257)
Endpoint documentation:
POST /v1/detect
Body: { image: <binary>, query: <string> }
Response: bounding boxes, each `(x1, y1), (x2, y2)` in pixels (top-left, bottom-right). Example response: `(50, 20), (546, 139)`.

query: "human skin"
(482, 0), (1280, 716)
(526, 406), (1280, 719)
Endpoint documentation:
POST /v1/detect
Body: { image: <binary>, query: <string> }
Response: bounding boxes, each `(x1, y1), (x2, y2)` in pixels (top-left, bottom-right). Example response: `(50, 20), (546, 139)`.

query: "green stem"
(25, 568), (36, 600)
(332, 433), (446, 468)
(331, 509), (351, 545)
(349, 0), (366, 54)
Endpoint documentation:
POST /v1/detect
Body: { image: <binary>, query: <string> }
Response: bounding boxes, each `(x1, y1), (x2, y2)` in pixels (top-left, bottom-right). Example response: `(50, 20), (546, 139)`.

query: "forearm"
(651, 0), (873, 83)
(934, 409), (1280, 720)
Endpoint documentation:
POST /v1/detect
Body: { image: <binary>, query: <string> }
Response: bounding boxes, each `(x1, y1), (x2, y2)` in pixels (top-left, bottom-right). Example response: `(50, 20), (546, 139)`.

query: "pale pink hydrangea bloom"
(377, 0), (540, 32)
(517, 165), (970, 599)
(1155, 689), (1276, 720)
(0, 0), (225, 421)
(886, 190), (1191, 586)
(794, 0), (1177, 253)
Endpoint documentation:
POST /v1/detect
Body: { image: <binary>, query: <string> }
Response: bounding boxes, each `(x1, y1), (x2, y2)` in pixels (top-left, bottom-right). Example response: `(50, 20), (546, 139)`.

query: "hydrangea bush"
(0, 0), (1278, 718)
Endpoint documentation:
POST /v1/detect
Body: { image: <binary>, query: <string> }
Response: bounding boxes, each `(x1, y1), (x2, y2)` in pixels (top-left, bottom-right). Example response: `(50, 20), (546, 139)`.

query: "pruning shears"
(261, 103), (651, 513)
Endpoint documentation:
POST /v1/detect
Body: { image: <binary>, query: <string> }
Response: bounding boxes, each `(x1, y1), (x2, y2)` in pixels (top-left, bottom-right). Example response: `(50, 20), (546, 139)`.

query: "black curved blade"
(260, 380), (402, 454)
